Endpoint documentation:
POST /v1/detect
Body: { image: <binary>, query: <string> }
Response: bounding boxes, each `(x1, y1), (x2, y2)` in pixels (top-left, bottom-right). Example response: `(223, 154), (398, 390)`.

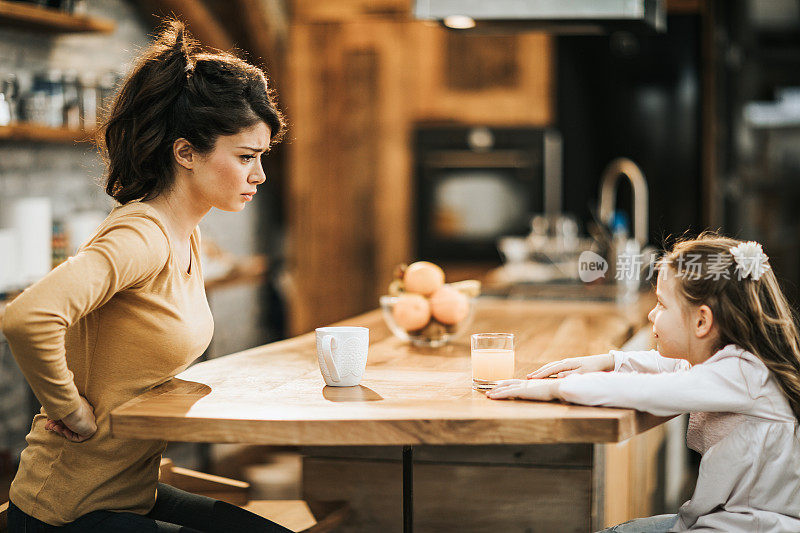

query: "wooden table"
(112, 295), (663, 532)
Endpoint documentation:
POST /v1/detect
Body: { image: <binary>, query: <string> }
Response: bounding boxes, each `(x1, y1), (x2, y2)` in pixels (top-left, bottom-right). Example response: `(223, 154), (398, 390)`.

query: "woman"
(2, 20), (291, 531)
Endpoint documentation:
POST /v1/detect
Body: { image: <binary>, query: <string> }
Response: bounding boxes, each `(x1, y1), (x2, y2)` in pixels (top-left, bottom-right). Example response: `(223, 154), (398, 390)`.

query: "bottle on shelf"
(97, 70), (118, 111)
(78, 71), (98, 129)
(0, 228), (16, 297)
(62, 70), (81, 130)
(51, 218), (69, 269)
(0, 92), (10, 127)
(0, 74), (20, 126)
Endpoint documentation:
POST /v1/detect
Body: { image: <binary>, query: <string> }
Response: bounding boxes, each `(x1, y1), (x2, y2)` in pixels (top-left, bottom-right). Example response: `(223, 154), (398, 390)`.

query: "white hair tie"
(729, 241), (770, 280)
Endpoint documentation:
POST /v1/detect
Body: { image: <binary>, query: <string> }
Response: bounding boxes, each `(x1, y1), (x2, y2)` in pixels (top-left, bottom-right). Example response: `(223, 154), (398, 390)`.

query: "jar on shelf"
(78, 71), (98, 129)
(45, 69), (65, 128)
(62, 70), (81, 130)
(0, 74), (20, 126)
(21, 91), (48, 127)
(26, 70), (64, 128)
(0, 95), (8, 127)
(98, 71), (119, 110)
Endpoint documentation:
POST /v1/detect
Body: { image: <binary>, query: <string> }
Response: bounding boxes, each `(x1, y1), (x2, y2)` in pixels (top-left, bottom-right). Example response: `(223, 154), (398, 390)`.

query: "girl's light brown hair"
(663, 231), (800, 420)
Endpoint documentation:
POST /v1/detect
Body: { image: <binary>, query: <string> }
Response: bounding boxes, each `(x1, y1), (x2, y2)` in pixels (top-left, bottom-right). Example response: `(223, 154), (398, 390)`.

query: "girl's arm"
(526, 349), (688, 379)
(612, 349), (691, 374)
(1, 215), (169, 422)
(492, 347), (787, 420)
(559, 350), (773, 417)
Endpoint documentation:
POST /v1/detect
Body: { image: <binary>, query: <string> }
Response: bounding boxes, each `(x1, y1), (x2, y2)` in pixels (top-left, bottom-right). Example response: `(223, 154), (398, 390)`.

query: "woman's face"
(191, 121), (271, 212)
(648, 268), (693, 360)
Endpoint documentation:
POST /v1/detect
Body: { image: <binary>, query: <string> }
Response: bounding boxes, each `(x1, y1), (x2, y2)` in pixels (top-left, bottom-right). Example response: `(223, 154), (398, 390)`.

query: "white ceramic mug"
(315, 326), (369, 387)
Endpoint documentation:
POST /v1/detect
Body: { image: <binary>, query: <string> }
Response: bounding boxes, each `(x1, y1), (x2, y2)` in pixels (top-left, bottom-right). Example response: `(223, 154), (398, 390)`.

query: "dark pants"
(8, 482), (294, 532)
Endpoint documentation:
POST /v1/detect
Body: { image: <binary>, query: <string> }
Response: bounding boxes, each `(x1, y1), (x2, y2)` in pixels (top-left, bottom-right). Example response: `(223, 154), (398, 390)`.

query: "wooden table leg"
(403, 445), (413, 533)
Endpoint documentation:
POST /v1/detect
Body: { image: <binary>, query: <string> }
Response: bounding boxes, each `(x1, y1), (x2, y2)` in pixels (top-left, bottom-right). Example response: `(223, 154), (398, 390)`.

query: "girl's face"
(191, 121), (271, 212)
(648, 268), (694, 361)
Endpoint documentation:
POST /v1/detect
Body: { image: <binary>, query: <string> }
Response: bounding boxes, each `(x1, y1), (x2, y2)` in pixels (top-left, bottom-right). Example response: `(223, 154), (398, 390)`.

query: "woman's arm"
(2, 214), (170, 426)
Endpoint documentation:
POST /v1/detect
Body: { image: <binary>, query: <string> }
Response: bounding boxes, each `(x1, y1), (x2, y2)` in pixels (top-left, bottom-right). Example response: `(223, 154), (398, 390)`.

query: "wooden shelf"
(0, 123), (95, 143)
(0, 1), (114, 33)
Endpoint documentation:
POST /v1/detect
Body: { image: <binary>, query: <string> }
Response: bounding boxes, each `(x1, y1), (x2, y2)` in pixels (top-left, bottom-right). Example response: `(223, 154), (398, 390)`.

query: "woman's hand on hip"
(45, 396), (97, 442)
(526, 353), (615, 379)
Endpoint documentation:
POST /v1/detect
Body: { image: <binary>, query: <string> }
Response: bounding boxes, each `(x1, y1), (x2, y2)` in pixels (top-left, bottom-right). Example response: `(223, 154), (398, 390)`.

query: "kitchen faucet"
(598, 157), (649, 248)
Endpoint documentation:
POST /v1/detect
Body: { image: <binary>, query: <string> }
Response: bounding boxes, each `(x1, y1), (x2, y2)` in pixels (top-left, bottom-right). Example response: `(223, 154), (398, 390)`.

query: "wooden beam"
(136, 0), (235, 51)
(228, 0), (288, 82)
(237, 0), (288, 59)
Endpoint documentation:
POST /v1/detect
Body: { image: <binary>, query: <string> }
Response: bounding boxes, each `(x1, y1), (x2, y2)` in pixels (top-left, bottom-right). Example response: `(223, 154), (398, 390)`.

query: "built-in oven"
(415, 126), (562, 261)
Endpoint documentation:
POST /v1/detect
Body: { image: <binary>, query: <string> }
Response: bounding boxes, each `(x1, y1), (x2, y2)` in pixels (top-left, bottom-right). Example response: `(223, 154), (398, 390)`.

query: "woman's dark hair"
(664, 231), (800, 420)
(101, 19), (286, 204)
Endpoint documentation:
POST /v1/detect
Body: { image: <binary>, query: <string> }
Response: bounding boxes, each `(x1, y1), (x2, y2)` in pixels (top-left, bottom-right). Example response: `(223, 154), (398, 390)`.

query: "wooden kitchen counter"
(111, 295), (660, 446)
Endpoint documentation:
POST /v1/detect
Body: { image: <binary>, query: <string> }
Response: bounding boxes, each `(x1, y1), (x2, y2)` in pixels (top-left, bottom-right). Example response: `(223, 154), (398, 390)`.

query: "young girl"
(2, 21), (292, 531)
(488, 233), (800, 532)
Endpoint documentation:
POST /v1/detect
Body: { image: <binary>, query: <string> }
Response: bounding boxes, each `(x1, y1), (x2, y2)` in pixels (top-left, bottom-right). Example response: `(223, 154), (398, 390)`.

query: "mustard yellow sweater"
(2, 200), (214, 526)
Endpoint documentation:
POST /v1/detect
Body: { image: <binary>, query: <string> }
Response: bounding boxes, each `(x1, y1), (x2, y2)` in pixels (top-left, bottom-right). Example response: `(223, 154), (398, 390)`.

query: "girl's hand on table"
(45, 396), (97, 442)
(486, 379), (561, 401)
(526, 353), (614, 379)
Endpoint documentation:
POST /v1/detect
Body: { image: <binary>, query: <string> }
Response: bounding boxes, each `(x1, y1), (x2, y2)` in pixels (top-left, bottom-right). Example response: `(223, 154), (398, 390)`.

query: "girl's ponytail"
(100, 19), (285, 204)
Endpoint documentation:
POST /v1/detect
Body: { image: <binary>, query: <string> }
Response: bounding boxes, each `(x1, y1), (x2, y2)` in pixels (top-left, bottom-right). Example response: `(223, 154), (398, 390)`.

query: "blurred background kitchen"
(1, 0), (800, 526)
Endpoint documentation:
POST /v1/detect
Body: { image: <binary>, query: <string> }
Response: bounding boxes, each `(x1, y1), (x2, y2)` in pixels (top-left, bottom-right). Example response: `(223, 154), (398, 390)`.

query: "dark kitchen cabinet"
(716, 0), (800, 306)
(556, 13), (705, 247)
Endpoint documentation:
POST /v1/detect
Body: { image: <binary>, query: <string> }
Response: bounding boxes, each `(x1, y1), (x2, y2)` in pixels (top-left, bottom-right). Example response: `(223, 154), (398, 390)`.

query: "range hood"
(413, 0), (666, 34)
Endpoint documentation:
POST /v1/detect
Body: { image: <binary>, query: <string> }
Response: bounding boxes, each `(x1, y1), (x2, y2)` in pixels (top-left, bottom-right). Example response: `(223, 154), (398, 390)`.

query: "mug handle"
(322, 335), (342, 382)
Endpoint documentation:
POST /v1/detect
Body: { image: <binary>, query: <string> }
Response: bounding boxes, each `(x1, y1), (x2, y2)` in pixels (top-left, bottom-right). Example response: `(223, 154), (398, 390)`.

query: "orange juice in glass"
(471, 333), (515, 390)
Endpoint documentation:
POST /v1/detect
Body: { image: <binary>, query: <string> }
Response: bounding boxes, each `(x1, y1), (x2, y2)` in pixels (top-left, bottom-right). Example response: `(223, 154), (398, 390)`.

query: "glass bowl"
(379, 294), (477, 347)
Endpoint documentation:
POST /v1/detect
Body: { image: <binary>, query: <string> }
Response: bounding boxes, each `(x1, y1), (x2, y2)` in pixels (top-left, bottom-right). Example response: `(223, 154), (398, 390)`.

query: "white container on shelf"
(65, 209), (106, 255)
(11, 197), (52, 286)
(0, 228), (17, 293)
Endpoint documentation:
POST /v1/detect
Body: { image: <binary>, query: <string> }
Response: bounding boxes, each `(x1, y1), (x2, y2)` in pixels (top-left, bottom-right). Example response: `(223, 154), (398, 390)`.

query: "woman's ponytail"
(100, 19), (285, 204)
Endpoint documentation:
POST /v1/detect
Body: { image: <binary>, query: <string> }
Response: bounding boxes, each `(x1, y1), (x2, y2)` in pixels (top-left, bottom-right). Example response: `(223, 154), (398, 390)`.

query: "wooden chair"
(0, 459), (348, 533)
(158, 458), (350, 532)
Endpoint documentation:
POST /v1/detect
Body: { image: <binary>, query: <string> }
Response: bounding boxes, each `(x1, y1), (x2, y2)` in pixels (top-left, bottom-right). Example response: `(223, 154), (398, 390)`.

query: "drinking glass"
(471, 333), (515, 390)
